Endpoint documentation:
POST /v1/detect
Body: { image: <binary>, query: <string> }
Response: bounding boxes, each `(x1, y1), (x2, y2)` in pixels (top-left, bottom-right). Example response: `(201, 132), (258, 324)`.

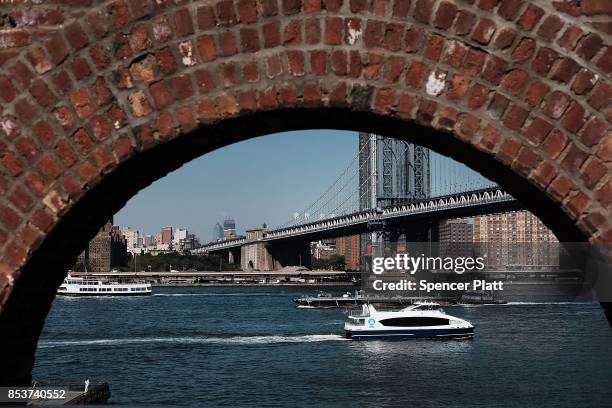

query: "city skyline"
(115, 130), (357, 240)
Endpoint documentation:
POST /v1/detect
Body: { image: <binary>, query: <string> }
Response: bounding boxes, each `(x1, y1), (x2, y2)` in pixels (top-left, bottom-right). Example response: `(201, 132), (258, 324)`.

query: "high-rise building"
(173, 228), (187, 244)
(474, 211), (559, 268)
(212, 222), (224, 241)
(76, 221), (128, 272)
(223, 218), (236, 240)
(161, 226), (173, 244)
(439, 219), (474, 258)
(336, 235), (361, 271)
(121, 226), (140, 249)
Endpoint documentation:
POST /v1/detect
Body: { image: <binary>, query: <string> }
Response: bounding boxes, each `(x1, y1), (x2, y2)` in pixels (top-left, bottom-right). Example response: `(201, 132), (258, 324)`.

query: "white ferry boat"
(57, 274), (152, 296)
(344, 302), (474, 339)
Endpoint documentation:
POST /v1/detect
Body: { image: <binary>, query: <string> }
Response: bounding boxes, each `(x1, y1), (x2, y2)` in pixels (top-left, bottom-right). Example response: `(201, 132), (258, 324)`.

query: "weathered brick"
(560, 145), (588, 174)
(500, 69), (528, 96)
(29, 79), (56, 107)
(364, 20), (383, 48)
(149, 80), (174, 108)
(127, 90), (153, 117)
(550, 58), (581, 84)
(197, 36), (216, 62)
(263, 21), (282, 47)
(517, 4), (544, 31)
(511, 37), (536, 63)
(454, 10), (475, 36)
(433, 2), (457, 30)
(70, 88), (95, 119)
(581, 158), (607, 189)
(580, 117), (608, 147)
(217, 1), (238, 26)
(571, 69), (598, 95)
(502, 104), (529, 131)
(543, 91), (571, 119)
(575, 33), (603, 60)
(241, 28), (260, 52)
(494, 28), (516, 50)
(498, 0), (523, 21)
(284, 19), (303, 46)
(471, 18), (496, 45)
(561, 103), (588, 133)
(523, 117), (553, 145)
(414, 0), (434, 24)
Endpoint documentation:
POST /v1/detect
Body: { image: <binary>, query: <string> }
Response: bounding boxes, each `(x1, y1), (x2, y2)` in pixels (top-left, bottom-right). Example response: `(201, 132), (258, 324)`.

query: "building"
(212, 222), (224, 241)
(223, 218), (236, 240)
(173, 228), (187, 244)
(161, 226), (173, 244)
(143, 234), (155, 247)
(474, 211), (559, 269)
(439, 218), (474, 258)
(312, 240), (337, 260)
(336, 235), (361, 271)
(178, 234), (199, 252)
(76, 221), (128, 272)
(121, 226), (140, 250)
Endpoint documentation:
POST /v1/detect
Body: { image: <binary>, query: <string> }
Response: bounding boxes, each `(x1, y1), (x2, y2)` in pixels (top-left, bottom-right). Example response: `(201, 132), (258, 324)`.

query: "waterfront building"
(439, 219), (474, 258)
(336, 235), (361, 271)
(474, 211), (559, 269)
(173, 228), (188, 244)
(121, 226), (140, 250)
(312, 240), (337, 260)
(75, 221), (128, 272)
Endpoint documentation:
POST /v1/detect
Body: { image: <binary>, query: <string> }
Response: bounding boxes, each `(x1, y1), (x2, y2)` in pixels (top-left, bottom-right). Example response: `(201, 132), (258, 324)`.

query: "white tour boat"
(344, 302), (474, 339)
(57, 274), (152, 296)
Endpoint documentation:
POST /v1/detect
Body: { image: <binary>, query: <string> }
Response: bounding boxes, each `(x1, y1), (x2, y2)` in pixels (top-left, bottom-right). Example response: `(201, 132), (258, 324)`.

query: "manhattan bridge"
(199, 134), (522, 270)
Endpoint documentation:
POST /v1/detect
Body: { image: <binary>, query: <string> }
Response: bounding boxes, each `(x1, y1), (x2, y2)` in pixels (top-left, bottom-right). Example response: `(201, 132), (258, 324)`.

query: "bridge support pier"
(268, 241), (311, 271)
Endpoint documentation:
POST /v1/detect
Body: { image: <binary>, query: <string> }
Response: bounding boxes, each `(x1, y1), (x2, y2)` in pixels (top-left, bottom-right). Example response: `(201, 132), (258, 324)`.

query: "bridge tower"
(358, 133), (431, 269)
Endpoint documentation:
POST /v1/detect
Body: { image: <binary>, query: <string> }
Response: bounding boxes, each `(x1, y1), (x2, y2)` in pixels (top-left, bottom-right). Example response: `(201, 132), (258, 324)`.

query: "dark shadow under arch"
(0, 107), (602, 386)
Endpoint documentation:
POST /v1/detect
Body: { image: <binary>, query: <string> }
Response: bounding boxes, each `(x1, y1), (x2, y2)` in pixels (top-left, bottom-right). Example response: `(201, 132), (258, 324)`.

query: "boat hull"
(57, 292), (152, 297)
(345, 327), (474, 339)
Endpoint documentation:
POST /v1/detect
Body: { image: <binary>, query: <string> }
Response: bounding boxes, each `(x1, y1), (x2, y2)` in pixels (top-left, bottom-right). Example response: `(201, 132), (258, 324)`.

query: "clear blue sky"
(115, 130), (358, 240)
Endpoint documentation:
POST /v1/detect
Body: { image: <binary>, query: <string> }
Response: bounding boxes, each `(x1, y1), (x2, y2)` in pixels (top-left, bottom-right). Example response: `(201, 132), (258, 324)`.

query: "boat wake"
(38, 334), (348, 348)
(153, 293), (282, 297)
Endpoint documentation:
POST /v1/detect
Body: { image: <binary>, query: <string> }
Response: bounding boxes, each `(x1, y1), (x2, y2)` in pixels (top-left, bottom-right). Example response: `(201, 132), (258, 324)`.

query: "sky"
(114, 130), (358, 240)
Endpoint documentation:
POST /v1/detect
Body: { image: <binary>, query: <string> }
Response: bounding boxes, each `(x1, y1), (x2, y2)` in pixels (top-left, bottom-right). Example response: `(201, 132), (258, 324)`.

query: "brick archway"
(0, 0), (610, 385)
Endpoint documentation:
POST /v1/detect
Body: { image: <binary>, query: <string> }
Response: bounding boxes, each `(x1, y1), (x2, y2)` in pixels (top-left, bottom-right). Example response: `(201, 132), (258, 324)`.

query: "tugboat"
(57, 274), (152, 296)
(344, 302), (474, 339)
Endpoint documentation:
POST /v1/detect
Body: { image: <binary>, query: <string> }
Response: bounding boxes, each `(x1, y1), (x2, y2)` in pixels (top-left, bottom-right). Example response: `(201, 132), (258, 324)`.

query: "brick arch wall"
(0, 0), (610, 385)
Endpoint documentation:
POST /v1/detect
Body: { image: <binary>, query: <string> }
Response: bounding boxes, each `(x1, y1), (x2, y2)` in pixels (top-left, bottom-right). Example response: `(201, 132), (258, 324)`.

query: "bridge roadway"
(200, 188), (523, 253)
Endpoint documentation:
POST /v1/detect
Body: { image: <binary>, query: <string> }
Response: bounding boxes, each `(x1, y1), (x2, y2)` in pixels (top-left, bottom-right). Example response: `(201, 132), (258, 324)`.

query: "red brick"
(566, 192), (590, 219)
(237, 90), (258, 111)
(557, 25), (583, 51)
(241, 28), (260, 52)
(24, 171), (46, 197)
(90, 77), (113, 106)
(511, 37), (536, 62)
(152, 15), (173, 42)
(517, 4), (544, 31)
(502, 104), (529, 131)
(581, 158), (607, 189)
(531, 47), (558, 75)
(446, 74), (469, 101)
(543, 91), (570, 119)
(463, 49), (486, 76)
(54, 139), (78, 167)
(433, 2), (457, 30)
(496, 139), (521, 166)
(93, 145), (115, 171)
(538, 15), (564, 41)
(71, 57), (92, 81)
(89, 115), (112, 140)
(284, 19), (303, 46)
(33, 120), (55, 146)
(550, 58), (580, 84)
(547, 176), (574, 202)
(597, 137), (612, 162)
(397, 93), (417, 118)
(73, 128), (95, 154)
(29, 79), (56, 107)
(455, 113), (480, 141)
(385, 56), (405, 82)
(129, 23), (151, 53)
(467, 84), (488, 109)
(498, 0), (523, 21)
(173, 75), (194, 100)
(580, 117), (608, 147)
(560, 145), (588, 174)
(238, 0), (258, 22)
(305, 18), (321, 44)
(454, 10), (475, 36)
(414, 0), (434, 24)
(1, 152), (23, 177)
(197, 6), (216, 29)
(349, 51), (362, 78)
(424, 34), (444, 61)
(444, 40), (468, 68)
(70, 88), (95, 119)
(416, 98), (437, 126)
(331, 50), (348, 76)
(364, 20), (383, 48)
(89, 45), (111, 71)
(482, 56), (507, 85)
(523, 117), (553, 145)
(575, 33), (603, 60)
(259, 0), (279, 16)
(51, 70), (73, 95)
(108, 0), (130, 29)
(383, 23), (404, 51)
(14, 99), (37, 124)
(8, 60), (34, 86)
(500, 69), (528, 96)
(53, 106), (75, 130)
(283, 0), (302, 14)
(325, 0), (343, 12)
(0, 75), (18, 103)
(149, 80), (173, 108)
(287, 50), (305, 76)
(263, 21), (281, 47)
(37, 154), (63, 181)
(596, 180), (612, 208)
(561, 103), (588, 133)
(476, 124), (500, 154)
(595, 47), (611, 73)
(197, 35), (216, 62)
(303, 81), (322, 103)
(310, 50), (327, 75)
(279, 81), (298, 104)
(219, 63), (237, 86)
(514, 147), (541, 176)
(267, 55), (283, 78)
(217, 1), (237, 26)
(107, 105), (127, 129)
(571, 69), (598, 95)
(587, 83), (611, 110)
(542, 129), (568, 159)
(350, 0), (369, 13)
(0, 29), (31, 49)
(127, 90), (152, 117)
(242, 61), (259, 82)
(26, 48), (52, 77)
(494, 29), (517, 52)
(404, 27), (423, 53)
(155, 46), (178, 74)
(437, 106), (458, 131)
(15, 137), (38, 161)
(471, 18), (496, 45)
(393, 0), (411, 17)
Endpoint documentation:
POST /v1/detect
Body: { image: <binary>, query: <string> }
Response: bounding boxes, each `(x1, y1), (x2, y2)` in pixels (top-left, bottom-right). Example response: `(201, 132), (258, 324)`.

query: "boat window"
(380, 317), (449, 327)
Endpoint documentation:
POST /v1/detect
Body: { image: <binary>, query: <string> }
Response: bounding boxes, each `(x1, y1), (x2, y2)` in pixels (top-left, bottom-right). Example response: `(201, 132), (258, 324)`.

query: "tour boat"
(57, 274), (152, 296)
(344, 302), (474, 339)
